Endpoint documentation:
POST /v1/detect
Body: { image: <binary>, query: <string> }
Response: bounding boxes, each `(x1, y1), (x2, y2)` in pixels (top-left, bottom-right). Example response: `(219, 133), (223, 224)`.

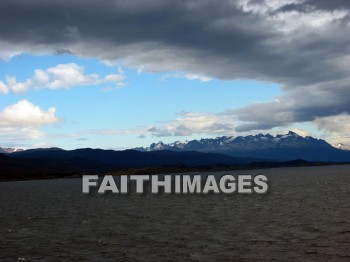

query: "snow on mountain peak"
(141, 131), (330, 153)
(0, 146), (25, 154)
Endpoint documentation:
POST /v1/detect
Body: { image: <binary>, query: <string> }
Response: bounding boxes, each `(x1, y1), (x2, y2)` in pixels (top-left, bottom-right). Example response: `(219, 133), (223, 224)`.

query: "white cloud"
(0, 126), (46, 140)
(148, 111), (236, 137)
(162, 73), (212, 82)
(237, 0), (304, 16)
(1, 63), (126, 94)
(291, 128), (310, 137)
(0, 80), (9, 94)
(5, 76), (31, 93)
(0, 100), (58, 127)
(271, 9), (347, 33)
(184, 74), (212, 82)
(236, 0), (347, 33)
(0, 100), (59, 146)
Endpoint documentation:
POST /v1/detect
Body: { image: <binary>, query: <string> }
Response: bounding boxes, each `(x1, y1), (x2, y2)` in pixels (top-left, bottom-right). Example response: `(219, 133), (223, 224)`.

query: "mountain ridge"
(9, 148), (261, 167)
(136, 131), (350, 162)
(2, 131), (350, 181)
(1, 149), (267, 180)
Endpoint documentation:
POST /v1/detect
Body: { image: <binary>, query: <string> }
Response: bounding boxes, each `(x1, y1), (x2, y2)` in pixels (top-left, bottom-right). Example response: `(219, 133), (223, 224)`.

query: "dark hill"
(1, 149), (261, 180)
(10, 148), (259, 167)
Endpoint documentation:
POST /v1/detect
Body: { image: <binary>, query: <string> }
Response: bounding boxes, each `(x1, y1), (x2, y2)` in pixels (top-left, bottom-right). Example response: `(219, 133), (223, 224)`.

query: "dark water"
(0, 165), (350, 261)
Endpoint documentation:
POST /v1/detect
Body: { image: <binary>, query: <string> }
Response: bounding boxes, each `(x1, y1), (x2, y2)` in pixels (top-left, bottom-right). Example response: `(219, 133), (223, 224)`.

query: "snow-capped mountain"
(137, 131), (350, 162)
(0, 147), (25, 154)
(144, 132), (328, 151)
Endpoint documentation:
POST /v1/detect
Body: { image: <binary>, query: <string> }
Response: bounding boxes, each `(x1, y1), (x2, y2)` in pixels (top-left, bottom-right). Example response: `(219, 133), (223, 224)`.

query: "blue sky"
(0, 54), (285, 149)
(1, 0), (349, 150)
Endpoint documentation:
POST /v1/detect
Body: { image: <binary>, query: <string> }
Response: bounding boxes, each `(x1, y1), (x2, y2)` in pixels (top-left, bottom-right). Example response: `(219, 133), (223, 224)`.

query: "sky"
(0, 0), (350, 150)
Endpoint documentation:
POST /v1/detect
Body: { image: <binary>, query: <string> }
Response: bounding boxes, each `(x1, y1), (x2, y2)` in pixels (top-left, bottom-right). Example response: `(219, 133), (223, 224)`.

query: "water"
(0, 165), (350, 261)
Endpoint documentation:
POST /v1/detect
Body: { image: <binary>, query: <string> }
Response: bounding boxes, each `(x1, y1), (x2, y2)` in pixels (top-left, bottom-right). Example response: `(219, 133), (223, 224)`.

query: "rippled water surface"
(1, 165), (350, 261)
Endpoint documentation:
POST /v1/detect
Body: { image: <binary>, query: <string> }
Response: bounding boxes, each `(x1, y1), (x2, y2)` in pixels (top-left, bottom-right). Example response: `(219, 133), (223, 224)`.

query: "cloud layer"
(0, 63), (125, 94)
(0, 0), (350, 134)
(148, 111), (235, 137)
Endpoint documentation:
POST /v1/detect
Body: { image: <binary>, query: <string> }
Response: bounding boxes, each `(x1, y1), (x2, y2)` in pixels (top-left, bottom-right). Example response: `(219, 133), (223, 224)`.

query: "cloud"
(314, 113), (350, 145)
(148, 111), (236, 137)
(0, 100), (59, 143)
(63, 109), (314, 141)
(0, 0), (350, 134)
(184, 74), (212, 82)
(162, 73), (212, 82)
(0, 126), (46, 140)
(0, 100), (58, 127)
(316, 113), (350, 134)
(0, 81), (9, 94)
(52, 110), (237, 140)
(55, 49), (73, 55)
(234, 77), (350, 131)
(1, 0), (348, 82)
(0, 63), (126, 94)
(291, 128), (310, 137)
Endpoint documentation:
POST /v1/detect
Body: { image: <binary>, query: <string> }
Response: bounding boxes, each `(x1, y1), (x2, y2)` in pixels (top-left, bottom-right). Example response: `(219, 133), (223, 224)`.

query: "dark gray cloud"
(1, 0), (350, 131)
(55, 49), (73, 55)
(234, 78), (350, 131)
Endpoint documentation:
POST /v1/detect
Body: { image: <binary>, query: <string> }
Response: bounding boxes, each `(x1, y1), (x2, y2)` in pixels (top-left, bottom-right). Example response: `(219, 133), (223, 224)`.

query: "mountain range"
(1, 131), (349, 180)
(136, 131), (350, 162)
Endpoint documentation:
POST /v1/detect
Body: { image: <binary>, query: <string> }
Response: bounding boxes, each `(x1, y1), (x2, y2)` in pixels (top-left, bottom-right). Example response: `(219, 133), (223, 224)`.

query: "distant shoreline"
(1, 162), (349, 183)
